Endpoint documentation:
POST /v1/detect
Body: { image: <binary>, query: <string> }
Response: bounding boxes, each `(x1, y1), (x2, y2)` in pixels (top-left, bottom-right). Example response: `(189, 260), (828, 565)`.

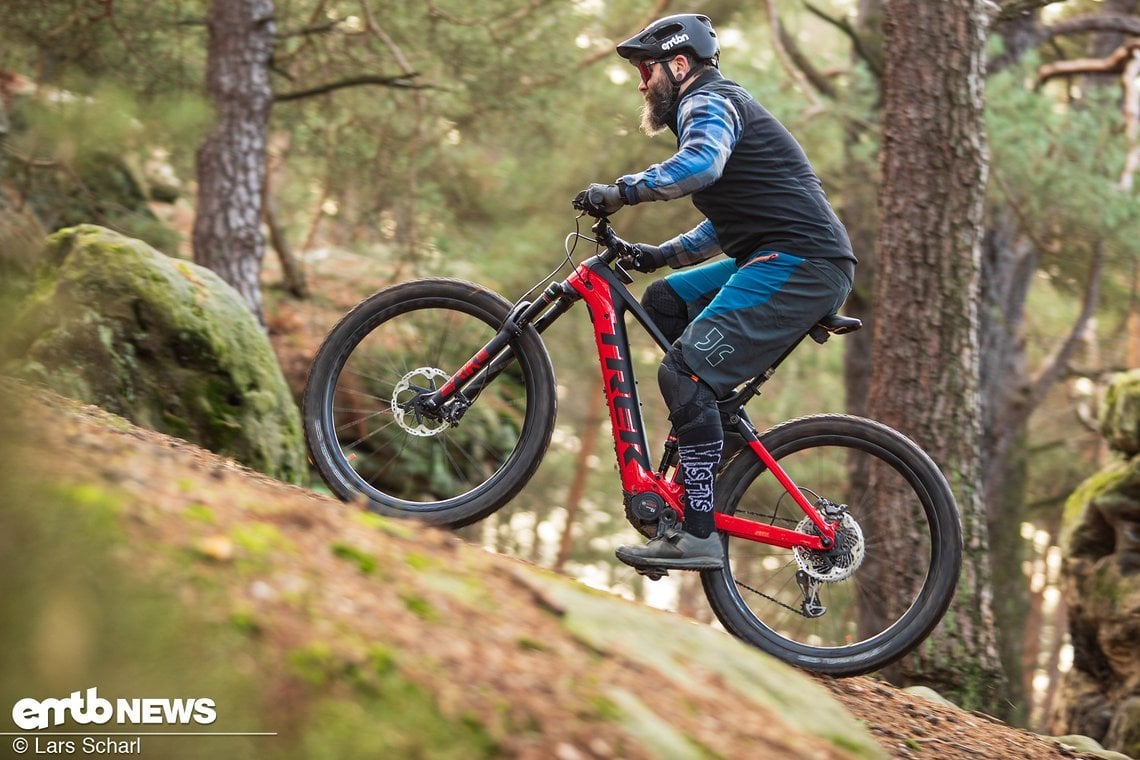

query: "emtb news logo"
(11, 688), (216, 730)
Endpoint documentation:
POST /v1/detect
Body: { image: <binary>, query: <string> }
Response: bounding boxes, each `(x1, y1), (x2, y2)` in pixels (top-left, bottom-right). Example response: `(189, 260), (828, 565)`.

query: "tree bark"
(192, 0), (276, 324)
(872, 0), (1004, 708)
(840, 0), (883, 420)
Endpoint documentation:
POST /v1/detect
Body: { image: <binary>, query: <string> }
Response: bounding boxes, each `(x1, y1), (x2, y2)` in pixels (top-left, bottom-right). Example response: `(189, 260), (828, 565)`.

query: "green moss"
(288, 642), (339, 686)
(185, 503), (216, 524)
(331, 542), (378, 574)
(404, 552), (434, 571)
(586, 694), (622, 722)
(400, 592), (439, 622)
(231, 522), (294, 566)
(300, 690), (497, 760)
(353, 509), (415, 539)
(61, 482), (123, 512)
(346, 645), (397, 694)
(229, 610), (262, 636)
(517, 637), (546, 652)
(282, 637), (497, 758)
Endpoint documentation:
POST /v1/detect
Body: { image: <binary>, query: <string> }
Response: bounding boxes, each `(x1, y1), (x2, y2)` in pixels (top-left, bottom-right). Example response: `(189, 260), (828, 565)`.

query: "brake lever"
(614, 263), (634, 284)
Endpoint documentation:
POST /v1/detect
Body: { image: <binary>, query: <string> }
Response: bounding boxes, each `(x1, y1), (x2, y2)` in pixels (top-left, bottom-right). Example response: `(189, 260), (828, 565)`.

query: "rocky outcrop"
(2, 225), (305, 483)
(1054, 369), (1140, 758)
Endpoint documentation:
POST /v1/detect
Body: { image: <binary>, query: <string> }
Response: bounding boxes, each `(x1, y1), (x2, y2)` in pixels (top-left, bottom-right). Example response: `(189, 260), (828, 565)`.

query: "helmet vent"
(646, 23), (684, 44)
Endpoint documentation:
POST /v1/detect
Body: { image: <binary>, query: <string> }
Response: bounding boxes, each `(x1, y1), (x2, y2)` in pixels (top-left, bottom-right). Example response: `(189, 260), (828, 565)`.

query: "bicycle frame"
(425, 223), (838, 551)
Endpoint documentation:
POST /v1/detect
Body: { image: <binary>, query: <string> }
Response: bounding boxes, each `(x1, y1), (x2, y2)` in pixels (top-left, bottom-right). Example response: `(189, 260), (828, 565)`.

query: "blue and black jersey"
(616, 69), (856, 281)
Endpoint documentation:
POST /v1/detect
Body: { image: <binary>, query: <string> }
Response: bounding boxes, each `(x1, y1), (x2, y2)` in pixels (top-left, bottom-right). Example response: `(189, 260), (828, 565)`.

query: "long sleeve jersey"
(615, 69), (856, 276)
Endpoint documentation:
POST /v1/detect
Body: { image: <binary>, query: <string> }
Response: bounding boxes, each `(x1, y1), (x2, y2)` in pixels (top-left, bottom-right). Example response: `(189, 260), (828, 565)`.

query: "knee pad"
(642, 279), (690, 344)
(658, 348), (721, 441)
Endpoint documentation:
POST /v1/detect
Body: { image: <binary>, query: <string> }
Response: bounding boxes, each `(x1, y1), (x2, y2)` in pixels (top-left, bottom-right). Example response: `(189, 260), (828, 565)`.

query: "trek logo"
(660, 33), (690, 51)
(694, 327), (735, 367)
(600, 330), (651, 471)
(438, 347), (490, 397)
(11, 687), (217, 730)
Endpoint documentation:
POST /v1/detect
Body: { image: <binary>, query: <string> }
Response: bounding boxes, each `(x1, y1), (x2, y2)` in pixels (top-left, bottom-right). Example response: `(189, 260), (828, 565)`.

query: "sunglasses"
(637, 59), (664, 84)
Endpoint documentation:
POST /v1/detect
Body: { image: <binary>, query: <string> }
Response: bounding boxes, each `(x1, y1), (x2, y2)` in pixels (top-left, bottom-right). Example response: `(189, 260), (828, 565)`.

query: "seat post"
(719, 314), (861, 412)
(721, 332), (810, 411)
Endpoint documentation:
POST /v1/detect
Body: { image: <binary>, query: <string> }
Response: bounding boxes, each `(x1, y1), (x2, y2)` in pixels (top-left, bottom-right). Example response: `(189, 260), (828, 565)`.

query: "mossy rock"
(3, 225), (305, 483)
(1059, 375), (1140, 757)
(1101, 370), (1140, 457)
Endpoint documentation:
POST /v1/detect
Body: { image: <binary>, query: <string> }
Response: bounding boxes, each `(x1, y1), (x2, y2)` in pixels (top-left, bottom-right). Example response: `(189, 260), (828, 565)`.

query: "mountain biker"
(574, 13), (857, 572)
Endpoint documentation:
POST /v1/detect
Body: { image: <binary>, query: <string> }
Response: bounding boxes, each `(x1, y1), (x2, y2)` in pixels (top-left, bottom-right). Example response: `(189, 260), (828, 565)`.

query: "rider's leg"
(640, 279), (690, 344)
(645, 262), (748, 459)
(615, 348), (726, 570)
(617, 252), (854, 571)
(657, 349), (722, 538)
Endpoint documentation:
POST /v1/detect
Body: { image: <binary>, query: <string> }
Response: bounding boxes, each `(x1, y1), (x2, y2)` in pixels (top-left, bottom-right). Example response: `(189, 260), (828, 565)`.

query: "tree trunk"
(192, 0), (276, 324)
(871, 0), (1004, 708)
(977, 208), (1038, 719)
(840, 0), (883, 420)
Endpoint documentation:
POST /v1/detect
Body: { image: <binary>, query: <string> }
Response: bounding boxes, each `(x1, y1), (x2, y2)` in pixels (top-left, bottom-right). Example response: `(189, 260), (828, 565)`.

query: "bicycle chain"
(734, 578), (808, 616)
(730, 508), (812, 618)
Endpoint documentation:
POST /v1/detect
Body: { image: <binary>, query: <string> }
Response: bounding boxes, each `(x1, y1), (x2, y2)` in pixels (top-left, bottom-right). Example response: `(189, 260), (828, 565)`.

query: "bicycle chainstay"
(731, 508), (818, 618)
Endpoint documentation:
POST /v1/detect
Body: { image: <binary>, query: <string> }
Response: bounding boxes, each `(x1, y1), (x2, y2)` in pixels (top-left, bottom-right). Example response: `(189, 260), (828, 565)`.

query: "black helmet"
(616, 14), (720, 65)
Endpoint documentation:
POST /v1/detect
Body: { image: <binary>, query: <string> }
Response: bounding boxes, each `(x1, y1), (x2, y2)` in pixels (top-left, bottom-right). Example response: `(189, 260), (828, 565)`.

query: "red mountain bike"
(303, 215), (963, 676)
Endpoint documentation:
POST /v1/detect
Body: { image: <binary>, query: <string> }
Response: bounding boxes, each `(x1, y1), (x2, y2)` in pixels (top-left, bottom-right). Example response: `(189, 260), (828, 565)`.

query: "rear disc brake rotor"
(793, 512), (865, 582)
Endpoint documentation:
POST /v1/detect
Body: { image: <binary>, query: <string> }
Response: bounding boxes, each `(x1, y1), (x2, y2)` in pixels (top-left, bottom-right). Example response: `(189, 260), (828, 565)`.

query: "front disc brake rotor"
(391, 367), (451, 437)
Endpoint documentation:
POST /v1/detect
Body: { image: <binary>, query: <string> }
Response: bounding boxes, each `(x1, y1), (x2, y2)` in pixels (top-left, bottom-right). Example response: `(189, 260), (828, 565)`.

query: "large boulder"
(1054, 370), (1140, 758)
(2, 225), (305, 483)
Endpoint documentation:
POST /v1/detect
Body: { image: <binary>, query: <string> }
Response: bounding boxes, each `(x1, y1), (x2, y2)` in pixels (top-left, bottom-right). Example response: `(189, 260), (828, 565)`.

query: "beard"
(639, 75), (675, 136)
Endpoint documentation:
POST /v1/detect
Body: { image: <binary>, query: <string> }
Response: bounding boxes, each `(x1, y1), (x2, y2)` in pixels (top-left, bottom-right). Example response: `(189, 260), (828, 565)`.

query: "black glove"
(622, 243), (667, 273)
(572, 183), (626, 217)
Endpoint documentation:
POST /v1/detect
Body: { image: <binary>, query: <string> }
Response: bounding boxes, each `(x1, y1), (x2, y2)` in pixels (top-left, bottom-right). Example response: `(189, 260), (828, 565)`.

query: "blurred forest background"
(1, 0), (1138, 736)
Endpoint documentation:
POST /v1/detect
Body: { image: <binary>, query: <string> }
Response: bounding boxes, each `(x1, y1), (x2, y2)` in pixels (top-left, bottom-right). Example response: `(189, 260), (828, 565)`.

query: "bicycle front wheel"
(702, 414), (962, 676)
(302, 279), (557, 528)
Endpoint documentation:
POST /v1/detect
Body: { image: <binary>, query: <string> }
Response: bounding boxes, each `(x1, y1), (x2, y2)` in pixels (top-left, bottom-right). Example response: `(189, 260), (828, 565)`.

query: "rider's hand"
(622, 243), (667, 273)
(573, 183), (626, 217)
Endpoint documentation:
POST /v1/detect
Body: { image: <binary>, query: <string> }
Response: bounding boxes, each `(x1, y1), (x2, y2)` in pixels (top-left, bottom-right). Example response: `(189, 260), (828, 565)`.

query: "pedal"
(635, 566), (670, 581)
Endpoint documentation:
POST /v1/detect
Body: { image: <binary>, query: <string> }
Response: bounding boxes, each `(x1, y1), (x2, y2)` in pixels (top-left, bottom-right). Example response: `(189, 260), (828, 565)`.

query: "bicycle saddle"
(810, 314), (862, 344)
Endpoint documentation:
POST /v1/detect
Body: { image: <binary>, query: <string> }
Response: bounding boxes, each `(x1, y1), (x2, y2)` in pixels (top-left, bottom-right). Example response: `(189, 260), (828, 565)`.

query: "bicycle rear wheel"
(303, 279), (557, 528)
(702, 414), (962, 676)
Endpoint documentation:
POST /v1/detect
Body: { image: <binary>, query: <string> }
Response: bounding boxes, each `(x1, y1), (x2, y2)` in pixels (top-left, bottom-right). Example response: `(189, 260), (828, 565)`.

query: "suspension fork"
(420, 282), (577, 417)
